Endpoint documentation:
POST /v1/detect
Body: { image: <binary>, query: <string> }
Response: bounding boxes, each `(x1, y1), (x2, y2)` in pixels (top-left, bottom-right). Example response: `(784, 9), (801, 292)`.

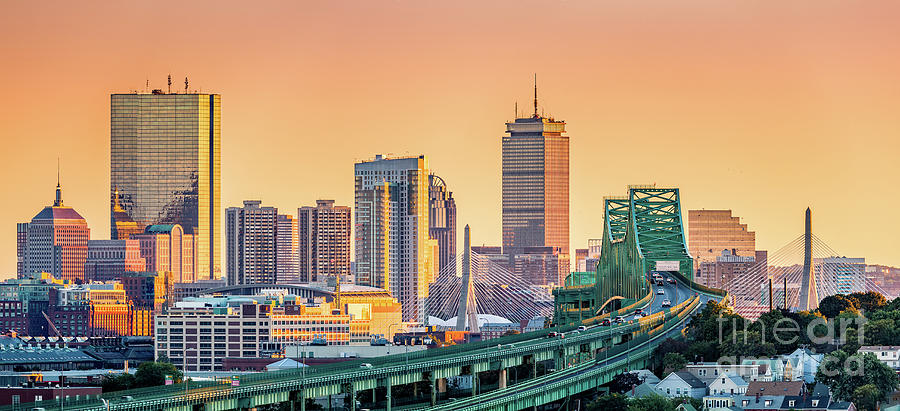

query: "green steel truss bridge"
(554, 186), (705, 326)
(6, 186), (725, 411)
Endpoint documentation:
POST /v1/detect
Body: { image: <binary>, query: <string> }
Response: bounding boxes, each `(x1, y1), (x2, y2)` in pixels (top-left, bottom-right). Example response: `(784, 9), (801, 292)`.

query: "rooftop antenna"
(145, 78), (149, 92)
(515, 101), (518, 119)
(167, 74), (172, 94)
(184, 77), (189, 93)
(533, 73), (538, 117)
(56, 157), (60, 188)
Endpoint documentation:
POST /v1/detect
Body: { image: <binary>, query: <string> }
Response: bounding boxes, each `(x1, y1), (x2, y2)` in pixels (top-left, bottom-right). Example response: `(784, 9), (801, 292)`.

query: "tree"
(852, 384), (881, 411)
(627, 394), (675, 411)
(134, 361), (182, 388)
(848, 292), (887, 313)
(816, 351), (899, 403)
(101, 373), (136, 393)
(719, 330), (776, 358)
(608, 372), (643, 394)
(686, 301), (745, 343)
(587, 393), (628, 411)
(817, 295), (858, 318)
(663, 352), (687, 373)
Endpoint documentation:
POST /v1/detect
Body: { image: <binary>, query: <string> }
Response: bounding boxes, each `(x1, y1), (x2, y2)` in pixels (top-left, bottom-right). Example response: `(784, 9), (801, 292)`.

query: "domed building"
(21, 182), (90, 282)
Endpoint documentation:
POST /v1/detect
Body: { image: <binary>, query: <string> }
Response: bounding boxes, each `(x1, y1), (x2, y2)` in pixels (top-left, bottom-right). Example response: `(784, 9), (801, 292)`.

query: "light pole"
(100, 398), (110, 411)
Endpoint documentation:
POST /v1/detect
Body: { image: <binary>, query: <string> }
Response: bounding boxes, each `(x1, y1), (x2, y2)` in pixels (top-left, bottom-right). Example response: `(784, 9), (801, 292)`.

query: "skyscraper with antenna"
(501, 76), (570, 281)
(110, 81), (221, 280)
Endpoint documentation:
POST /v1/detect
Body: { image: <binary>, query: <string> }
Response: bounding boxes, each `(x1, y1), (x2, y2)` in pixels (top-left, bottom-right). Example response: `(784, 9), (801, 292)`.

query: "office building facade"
(501, 103), (570, 258)
(84, 240), (146, 282)
(297, 200), (351, 284)
(275, 214), (300, 284)
(688, 210), (756, 271)
(21, 184), (90, 282)
(354, 155), (436, 321)
(226, 201), (277, 285)
(110, 91), (221, 280)
(132, 224), (197, 283)
(428, 174), (457, 275)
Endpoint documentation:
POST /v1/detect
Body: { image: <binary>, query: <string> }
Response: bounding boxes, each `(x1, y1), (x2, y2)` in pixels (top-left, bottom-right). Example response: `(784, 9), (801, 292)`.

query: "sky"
(1, 0), (899, 279)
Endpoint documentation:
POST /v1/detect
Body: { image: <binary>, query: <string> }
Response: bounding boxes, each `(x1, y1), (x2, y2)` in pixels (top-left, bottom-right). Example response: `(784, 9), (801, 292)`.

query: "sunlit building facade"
(84, 240), (146, 282)
(298, 200), (351, 283)
(110, 92), (221, 280)
(21, 184), (90, 282)
(354, 155), (435, 322)
(275, 214), (300, 284)
(428, 174), (457, 275)
(132, 224), (197, 283)
(688, 210), (756, 271)
(501, 112), (570, 258)
(226, 201), (277, 285)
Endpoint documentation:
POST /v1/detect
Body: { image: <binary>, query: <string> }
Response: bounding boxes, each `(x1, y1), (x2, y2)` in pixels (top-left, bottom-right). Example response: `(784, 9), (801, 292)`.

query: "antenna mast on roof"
(515, 101), (518, 119)
(184, 77), (189, 93)
(167, 74), (172, 94)
(533, 73), (538, 117)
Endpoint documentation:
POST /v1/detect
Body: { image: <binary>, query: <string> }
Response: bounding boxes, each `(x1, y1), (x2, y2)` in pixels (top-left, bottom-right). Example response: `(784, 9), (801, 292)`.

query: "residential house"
(685, 362), (767, 383)
(655, 371), (707, 399)
(708, 373), (748, 396)
(858, 346), (900, 369)
(783, 348), (824, 383)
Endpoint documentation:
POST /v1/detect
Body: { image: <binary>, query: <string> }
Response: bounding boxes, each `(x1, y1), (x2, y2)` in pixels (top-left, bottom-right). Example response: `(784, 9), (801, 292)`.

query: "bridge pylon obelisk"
(456, 225), (479, 332)
(798, 207), (818, 311)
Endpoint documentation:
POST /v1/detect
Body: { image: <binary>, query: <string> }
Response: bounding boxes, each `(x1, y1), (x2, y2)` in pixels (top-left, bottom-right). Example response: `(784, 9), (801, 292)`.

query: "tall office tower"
(16, 223), (27, 278)
(276, 214), (300, 284)
(298, 200), (352, 284)
(110, 90), (221, 280)
(22, 183), (90, 282)
(501, 82), (569, 261)
(84, 239), (146, 282)
(355, 155), (435, 322)
(226, 201), (277, 285)
(687, 210), (756, 271)
(132, 224), (197, 283)
(428, 174), (457, 274)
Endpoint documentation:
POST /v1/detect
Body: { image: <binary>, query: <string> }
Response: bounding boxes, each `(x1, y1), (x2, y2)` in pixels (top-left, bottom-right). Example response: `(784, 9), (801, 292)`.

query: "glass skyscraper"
(111, 91), (221, 280)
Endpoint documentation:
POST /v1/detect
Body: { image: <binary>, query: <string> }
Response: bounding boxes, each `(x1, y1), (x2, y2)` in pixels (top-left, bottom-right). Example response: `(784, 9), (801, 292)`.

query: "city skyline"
(2, 1), (900, 278)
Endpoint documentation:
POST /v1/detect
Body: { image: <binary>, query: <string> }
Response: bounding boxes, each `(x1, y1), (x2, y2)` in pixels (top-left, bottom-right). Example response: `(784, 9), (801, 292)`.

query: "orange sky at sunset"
(1, 1), (899, 278)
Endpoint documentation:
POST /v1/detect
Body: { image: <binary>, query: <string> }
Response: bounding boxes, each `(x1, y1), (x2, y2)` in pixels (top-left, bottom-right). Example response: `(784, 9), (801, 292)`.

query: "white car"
(661, 299), (672, 307)
(657, 288), (665, 295)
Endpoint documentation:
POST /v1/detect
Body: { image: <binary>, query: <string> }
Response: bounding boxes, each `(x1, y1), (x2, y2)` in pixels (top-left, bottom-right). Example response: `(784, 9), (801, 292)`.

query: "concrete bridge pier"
(385, 381), (392, 411)
(499, 368), (507, 389)
(349, 385), (356, 411)
(300, 388), (306, 411)
(430, 375), (437, 406)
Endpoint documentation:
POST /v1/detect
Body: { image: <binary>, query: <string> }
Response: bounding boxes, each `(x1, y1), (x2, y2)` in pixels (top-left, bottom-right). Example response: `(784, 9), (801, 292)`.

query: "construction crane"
(41, 311), (61, 337)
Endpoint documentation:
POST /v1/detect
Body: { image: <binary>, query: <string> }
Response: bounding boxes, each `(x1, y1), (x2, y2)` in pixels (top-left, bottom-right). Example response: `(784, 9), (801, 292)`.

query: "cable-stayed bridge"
(722, 208), (890, 319)
(425, 249), (554, 327)
(4, 186), (726, 411)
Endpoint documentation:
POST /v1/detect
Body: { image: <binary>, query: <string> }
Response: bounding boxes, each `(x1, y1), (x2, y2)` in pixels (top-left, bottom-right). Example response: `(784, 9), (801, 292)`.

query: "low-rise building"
(708, 373), (748, 396)
(685, 362), (767, 383)
(655, 371), (707, 398)
(859, 346), (900, 369)
(0, 384), (102, 407)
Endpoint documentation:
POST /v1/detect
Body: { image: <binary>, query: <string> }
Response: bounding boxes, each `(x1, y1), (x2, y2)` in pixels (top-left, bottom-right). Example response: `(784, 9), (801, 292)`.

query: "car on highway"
(634, 308), (644, 315)
(547, 331), (559, 338)
(657, 288), (665, 295)
(360, 363), (373, 369)
(661, 299), (672, 307)
(666, 277), (676, 284)
(614, 316), (625, 324)
(599, 319), (610, 326)
(577, 326), (587, 331)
